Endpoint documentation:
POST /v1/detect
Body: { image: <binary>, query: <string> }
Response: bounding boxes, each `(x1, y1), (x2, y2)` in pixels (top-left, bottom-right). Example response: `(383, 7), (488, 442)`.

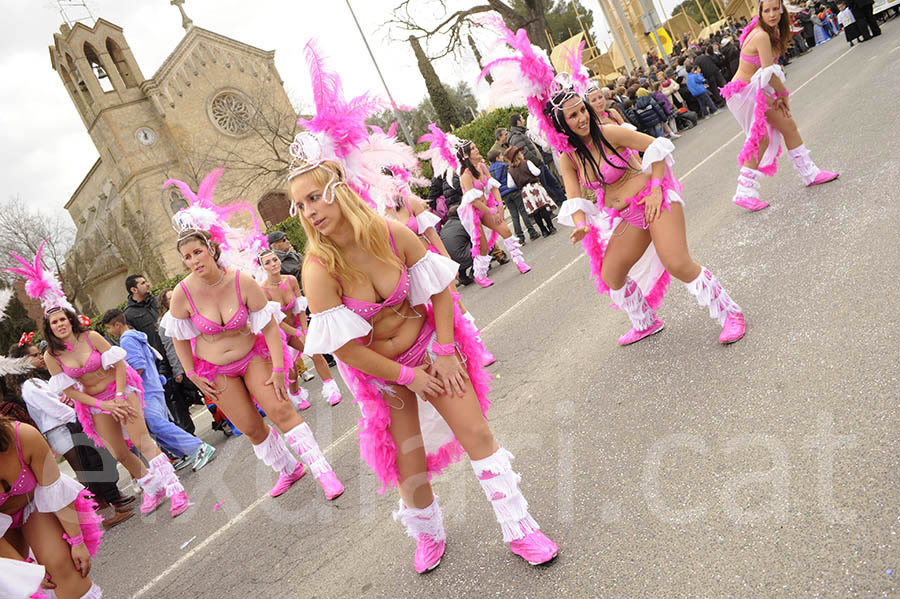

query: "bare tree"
(0, 196), (74, 288)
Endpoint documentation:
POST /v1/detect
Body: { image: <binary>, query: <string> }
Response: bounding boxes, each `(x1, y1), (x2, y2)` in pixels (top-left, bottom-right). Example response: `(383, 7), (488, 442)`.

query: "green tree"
(542, 0), (597, 46)
(409, 35), (460, 131)
(0, 291), (37, 356)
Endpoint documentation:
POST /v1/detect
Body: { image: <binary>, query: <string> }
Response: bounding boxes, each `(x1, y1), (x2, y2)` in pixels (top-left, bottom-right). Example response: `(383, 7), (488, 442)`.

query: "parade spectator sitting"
(686, 65), (718, 119)
(487, 148), (539, 244)
(438, 206), (475, 286)
(628, 85), (667, 137)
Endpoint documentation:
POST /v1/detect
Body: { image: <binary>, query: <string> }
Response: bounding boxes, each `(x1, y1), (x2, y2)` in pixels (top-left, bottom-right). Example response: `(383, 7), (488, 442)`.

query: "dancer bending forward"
(554, 94), (747, 345)
(162, 229), (344, 501)
(721, 0), (838, 211)
(259, 249), (342, 409)
(293, 159), (558, 571)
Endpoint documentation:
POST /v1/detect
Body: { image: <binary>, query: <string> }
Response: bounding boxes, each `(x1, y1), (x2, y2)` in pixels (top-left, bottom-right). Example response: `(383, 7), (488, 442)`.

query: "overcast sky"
(2, 0), (681, 223)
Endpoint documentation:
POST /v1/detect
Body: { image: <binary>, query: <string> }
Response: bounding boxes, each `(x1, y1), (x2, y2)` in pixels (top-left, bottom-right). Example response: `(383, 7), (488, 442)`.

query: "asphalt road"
(89, 25), (900, 599)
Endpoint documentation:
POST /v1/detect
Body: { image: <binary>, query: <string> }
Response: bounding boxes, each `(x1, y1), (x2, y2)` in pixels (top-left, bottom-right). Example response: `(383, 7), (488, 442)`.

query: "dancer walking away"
(721, 0), (838, 211)
(161, 169), (343, 501)
(6, 242), (190, 519)
(258, 249), (341, 408)
(291, 151), (558, 571)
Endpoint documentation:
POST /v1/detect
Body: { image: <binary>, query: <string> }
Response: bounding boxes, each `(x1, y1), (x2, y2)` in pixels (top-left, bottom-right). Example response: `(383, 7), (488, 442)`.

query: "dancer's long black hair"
(456, 141), (483, 181)
(545, 91), (633, 187)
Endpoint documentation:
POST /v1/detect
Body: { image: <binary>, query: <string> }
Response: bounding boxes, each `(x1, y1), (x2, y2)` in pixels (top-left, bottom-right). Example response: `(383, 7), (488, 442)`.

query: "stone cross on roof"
(171, 0), (193, 31)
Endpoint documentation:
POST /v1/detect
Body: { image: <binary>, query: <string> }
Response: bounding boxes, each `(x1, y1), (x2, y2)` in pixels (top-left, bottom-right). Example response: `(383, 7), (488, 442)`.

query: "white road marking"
(132, 42), (858, 597)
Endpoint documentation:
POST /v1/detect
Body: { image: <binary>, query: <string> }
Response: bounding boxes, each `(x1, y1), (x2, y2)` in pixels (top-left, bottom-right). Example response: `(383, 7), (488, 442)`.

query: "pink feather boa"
(736, 88), (781, 176)
(72, 365), (145, 450)
(73, 489), (104, 557)
(339, 303), (493, 494)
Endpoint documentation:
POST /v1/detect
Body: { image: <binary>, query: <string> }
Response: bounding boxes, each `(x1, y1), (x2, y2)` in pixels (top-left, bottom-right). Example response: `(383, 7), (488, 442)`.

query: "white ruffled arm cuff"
(487, 177), (501, 190)
(160, 312), (201, 341)
(249, 301), (286, 334)
(100, 345), (126, 369)
(305, 305), (372, 355)
(641, 137), (676, 173)
(408, 252), (459, 306)
(557, 197), (600, 227)
(48, 372), (79, 395)
(621, 123), (638, 132)
(526, 161), (541, 176)
(461, 188), (483, 207)
(415, 211), (442, 233)
(34, 474), (84, 513)
(292, 295), (309, 315)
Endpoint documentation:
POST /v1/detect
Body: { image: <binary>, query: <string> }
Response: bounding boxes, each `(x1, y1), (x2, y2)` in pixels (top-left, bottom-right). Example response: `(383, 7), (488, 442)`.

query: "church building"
(50, 5), (296, 313)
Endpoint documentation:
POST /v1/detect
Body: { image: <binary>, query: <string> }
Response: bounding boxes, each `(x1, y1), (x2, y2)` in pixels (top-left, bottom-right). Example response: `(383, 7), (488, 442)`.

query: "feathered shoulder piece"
(477, 16), (573, 154)
(6, 240), (74, 314)
(417, 123), (463, 182)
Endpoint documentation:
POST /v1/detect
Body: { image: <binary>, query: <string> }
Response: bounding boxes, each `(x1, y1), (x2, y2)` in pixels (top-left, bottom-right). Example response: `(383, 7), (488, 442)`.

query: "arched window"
(258, 192), (291, 228)
(105, 38), (136, 88)
(66, 54), (92, 105)
(83, 42), (114, 93)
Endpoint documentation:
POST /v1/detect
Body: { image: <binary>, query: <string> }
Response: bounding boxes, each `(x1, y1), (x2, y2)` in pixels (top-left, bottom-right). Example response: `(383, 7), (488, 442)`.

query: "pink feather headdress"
(563, 41), (593, 96)
(165, 167), (267, 273)
(288, 41), (418, 213)
(477, 15), (574, 154)
(417, 123), (464, 182)
(6, 240), (75, 315)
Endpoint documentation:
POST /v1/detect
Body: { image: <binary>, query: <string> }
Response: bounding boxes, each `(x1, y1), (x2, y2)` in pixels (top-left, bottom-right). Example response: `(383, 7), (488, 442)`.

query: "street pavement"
(89, 25), (900, 598)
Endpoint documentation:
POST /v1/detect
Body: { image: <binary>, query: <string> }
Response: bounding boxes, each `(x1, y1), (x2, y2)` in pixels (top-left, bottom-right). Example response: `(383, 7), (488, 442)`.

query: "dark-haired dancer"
(721, 0), (838, 211)
(481, 20), (746, 345)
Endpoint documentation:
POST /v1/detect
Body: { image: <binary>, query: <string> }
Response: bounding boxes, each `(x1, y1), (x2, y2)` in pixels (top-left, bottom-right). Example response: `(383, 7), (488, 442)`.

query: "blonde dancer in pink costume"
(721, 0), (839, 211)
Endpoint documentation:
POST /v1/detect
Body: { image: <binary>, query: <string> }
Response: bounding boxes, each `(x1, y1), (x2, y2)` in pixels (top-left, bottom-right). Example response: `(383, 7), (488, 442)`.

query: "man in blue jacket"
(102, 309), (216, 471)
(488, 148), (539, 245)
(686, 64), (718, 119)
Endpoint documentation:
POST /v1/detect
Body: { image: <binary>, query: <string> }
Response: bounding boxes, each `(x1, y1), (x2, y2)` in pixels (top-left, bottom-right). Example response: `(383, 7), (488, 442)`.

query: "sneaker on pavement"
(172, 456), (192, 471)
(414, 535), (445, 573)
(528, 229), (541, 241)
(191, 443), (217, 472)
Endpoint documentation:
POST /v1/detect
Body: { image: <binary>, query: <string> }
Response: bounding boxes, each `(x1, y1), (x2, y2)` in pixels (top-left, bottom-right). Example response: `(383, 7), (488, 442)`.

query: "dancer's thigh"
(601, 224), (651, 289)
(243, 358), (302, 433)
(23, 511), (91, 598)
(649, 203), (700, 282)
(91, 413), (131, 463)
(428, 378), (497, 461)
(210, 374), (267, 443)
(121, 392), (159, 459)
(765, 106), (799, 140)
(1, 528), (26, 559)
(385, 386), (428, 483)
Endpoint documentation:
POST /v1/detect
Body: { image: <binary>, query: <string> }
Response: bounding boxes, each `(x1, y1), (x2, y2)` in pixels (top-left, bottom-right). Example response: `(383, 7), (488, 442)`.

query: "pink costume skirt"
(4, 489), (104, 558)
(336, 302), (493, 493)
(458, 197), (501, 261)
(192, 333), (293, 382)
(720, 64), (786, 176)
(582, 169), (685, 312)
(71, 365), (145, 450)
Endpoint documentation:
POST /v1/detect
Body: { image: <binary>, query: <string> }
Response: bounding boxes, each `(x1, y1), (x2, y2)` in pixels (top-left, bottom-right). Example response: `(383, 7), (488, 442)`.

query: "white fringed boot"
(285, 422), (344, 500)
(392, 497), (446, 573)
(684, 267), (746, 344)
(608, 277), (665, 346)
(252, 427), (304, 498)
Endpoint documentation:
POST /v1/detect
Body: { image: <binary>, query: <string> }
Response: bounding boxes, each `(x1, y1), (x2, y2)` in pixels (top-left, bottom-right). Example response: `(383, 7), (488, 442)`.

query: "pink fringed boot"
(684, 267), (746, 344)
(252, 427), (305, 498)
(136, 462), (166, 515)
(321, 378), (342, 406)
(503, 236), (531, 274)
(148, 454), (190, 517)
(473, 255), (494, 288)
(609, 277), (665, 346)
(471, 448), (558, 565)
(788, 144), (838, 187)
(393, 497), (447, 573)
(732, 167), (769, 211)
(285, 422), (344, 500)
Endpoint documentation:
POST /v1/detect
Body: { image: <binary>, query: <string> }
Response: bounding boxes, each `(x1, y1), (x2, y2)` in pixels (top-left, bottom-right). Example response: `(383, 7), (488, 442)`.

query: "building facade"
(50, 16), (296, 313)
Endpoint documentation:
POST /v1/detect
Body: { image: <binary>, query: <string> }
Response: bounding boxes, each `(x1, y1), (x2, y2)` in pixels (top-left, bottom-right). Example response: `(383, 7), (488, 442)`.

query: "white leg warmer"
(136, 463), (164, 497)
(733, 166), (762, 202)
(502, 236), (526, 266)
(471, 448), (540, 542)
(285, 422), (333, 477)
(473, 254), (491, 279)
(321, 378), (340, 400)
(684, 267), (742, 326)
(788, 144), (821, 185)
(81, 581), (103, 598)
(252, 427), (300, 476)
(149, 454), (185, 498)
(392, 497), (446, 542)
(608, 277), (654, 331)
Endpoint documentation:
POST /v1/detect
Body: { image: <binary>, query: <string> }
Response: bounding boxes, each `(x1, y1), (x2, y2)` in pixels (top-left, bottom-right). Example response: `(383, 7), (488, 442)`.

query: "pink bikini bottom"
(193, 335), (273, 380)
(608, 172), (683, 230)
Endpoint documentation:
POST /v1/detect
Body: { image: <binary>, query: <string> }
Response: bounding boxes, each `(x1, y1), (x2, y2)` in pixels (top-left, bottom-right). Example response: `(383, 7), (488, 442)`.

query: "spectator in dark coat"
(487, 149), (539, 244)
(124, 274), (167, 365)
(694, 50), (726, 106)
(267, 230), (303, 291)
(850, 0), (880, 40)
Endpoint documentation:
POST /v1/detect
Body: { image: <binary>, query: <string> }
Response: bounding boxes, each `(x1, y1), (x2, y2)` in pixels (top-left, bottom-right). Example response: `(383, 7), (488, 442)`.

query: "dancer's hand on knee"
(70, 544), (91, 576)
(265, 371), (289, 403)
(407, 366), (443, 399)
(571, 223), (590, 244)
(41, 573), (56, 590)
(639, 188), (663, 224)
(432, 354), (469, 398)
(191, 375), (219, 400)
(105, 400), (133, 424)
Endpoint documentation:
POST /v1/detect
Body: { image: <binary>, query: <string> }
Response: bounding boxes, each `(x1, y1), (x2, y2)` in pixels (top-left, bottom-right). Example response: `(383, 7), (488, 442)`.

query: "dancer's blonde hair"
(295, 162), (402, 285)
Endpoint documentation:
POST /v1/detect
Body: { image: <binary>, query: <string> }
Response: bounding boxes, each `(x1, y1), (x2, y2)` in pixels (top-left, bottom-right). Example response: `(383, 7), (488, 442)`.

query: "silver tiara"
(286, 132), (341, 212)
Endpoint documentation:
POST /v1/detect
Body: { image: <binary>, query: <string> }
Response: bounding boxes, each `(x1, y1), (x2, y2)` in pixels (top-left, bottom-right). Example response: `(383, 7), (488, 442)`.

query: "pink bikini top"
(403, 198), (419, 234)
(572, 147), (637, 192)
(340, 222), (410, 321)
(740, 51), (762, 67)
(264, 280), (297, 314)
(471, 164), (491, 191)
(56, 334), (103, 379)
(0, 422), (38, 508)
(180, 271), (249, 335)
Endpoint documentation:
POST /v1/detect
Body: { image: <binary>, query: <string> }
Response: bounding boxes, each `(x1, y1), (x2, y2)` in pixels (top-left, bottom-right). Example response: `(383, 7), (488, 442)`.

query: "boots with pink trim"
(788, 144), (839, 187)
(503, 236), (531, 274)
(609, 277), (666, 346)
(80, 582), (103, 598)
(285, 422), (344, 500)
(321, 378), (342, 406)
(471, 448), (558, 565)
(393, 497), (446, 573)
(147, 454), (190, 517)
(136, 465), (166, 515)
(732, 167), (769, 211)
(473, 255), (494, 288)
(288, 386), (311, 411)
(252, 427), (305, 498)
(684, 267), (746, 344)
